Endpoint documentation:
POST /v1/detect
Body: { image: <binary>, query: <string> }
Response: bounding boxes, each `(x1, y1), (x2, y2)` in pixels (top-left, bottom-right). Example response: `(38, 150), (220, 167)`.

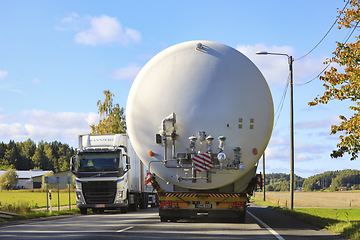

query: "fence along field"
(0, 190), (76, 209)
(253, 190), (360, 208)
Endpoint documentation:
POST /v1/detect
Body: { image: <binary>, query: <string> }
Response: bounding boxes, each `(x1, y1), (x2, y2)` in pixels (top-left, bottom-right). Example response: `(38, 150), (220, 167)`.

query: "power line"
(294, 63), (331, 86)
(295, 20), (359, 86)
(295, 0), (349, 61)
(274, 75), (290, 127)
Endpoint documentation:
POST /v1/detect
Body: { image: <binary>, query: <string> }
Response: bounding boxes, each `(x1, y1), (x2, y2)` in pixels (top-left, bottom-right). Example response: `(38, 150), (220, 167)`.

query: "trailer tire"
(140, 193), (148, 209)
(80, 208), (87, 215)
(160, 217), (167, 222)
(236, 212), (246, 223)
(130, 194), (139, 211)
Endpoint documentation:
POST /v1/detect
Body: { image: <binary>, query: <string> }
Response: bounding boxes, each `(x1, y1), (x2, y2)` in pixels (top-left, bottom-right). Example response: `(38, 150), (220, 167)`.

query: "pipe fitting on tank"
(189, 135), (197, 153)
(162, 113), (176, 132)
(206, 135), (214, 153)
(233, 147), (241, 166)
(199, 131), (206, 142)
(217, 152), (226, 170)
(218, 136), (226, 153)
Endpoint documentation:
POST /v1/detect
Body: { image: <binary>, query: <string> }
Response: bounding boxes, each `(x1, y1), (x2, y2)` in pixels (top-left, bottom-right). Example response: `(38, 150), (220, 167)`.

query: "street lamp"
(256, 51), (295, 210)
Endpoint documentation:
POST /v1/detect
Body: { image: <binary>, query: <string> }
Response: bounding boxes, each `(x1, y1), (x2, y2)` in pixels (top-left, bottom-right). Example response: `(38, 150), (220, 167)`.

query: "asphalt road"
(0, 204), (344, 240)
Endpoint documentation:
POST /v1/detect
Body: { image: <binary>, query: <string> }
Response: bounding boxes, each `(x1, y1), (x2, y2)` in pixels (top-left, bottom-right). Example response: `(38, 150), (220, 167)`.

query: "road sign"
(45, 176), (70, 184)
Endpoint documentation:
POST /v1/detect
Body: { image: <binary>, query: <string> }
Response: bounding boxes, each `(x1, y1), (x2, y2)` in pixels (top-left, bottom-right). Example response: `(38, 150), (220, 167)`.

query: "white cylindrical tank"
(126, 40), (273, 190)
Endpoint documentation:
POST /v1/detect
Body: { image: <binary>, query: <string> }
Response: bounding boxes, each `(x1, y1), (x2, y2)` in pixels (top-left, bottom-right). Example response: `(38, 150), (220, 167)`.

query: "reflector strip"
(208, 193), (241, 198)
(165, 193), (197, 198)
(164, 193), (242, 198)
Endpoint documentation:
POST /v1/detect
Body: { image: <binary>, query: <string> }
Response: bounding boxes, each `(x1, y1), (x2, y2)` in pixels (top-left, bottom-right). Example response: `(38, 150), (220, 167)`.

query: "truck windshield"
(77, 152), (121, 172)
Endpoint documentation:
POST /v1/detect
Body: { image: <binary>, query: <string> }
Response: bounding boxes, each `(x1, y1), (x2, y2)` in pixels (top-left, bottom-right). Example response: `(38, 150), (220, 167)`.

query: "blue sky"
(0, 0), (358, 178)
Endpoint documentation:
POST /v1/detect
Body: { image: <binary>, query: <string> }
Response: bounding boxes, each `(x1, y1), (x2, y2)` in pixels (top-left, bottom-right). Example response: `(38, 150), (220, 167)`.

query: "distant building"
(0, 170), (53, 189)
(52, 170), (73, 189)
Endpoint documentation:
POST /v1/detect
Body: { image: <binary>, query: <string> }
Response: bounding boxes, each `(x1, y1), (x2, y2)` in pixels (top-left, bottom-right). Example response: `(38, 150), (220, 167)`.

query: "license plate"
(95, 204), (105, 208)
(196, 204), (212, 209)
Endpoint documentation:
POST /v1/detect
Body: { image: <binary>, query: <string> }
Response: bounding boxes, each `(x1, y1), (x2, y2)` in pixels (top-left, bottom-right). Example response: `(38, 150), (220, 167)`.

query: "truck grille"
(82, 181), (117, 204)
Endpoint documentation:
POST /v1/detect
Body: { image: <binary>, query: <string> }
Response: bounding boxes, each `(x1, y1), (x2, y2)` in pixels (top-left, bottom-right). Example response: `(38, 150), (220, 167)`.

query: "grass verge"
(251, 197), (360, 239)
(0, 208), (80, 223)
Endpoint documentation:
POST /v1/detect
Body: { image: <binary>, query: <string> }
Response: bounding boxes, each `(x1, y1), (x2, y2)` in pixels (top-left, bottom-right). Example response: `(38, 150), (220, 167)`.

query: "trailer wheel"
(80, 208), (87, 215)
(130, 194), (139, 211)
(160, 217), (168, 222)
(236, 212), (246, 223)
(139, 193), (148, 209)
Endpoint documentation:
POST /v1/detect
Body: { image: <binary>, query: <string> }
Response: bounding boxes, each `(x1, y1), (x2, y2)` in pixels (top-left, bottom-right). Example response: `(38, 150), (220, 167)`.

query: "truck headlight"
(76, 190), (85, 204)
(118, 190), (123, 199)
(115, 190), (124, 203)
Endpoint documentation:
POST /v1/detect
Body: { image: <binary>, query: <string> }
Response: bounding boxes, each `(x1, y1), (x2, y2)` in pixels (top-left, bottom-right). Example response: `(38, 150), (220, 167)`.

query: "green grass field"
(252, 193), (360, 239)
(253, 190), (360, 207)
(0, 190), (76, 208)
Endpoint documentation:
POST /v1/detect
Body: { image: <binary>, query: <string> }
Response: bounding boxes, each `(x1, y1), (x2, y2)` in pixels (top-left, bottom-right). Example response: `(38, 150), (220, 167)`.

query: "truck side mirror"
(70, 156), (75, 173)
(124, 155), (131, 172)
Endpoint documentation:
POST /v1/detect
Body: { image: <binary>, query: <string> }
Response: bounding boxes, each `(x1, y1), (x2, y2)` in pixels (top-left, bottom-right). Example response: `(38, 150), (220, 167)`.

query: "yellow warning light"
(253, 148), (258, 155)
(149, 151), (154, 157)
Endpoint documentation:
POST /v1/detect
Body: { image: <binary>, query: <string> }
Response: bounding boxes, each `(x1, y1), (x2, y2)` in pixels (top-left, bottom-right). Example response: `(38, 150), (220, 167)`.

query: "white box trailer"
(70, 134), (156, 214)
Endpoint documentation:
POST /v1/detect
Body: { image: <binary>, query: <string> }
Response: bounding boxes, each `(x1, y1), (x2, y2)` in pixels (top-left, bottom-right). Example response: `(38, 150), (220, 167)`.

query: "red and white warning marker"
(192, 152), (213, 172)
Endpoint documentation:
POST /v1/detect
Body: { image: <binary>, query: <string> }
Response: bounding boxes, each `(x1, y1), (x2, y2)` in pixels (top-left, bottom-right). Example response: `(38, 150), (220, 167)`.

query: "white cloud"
(62, 12), (79, 23)
(0, 110), (99, 147)
(0, 70), (8, 79)
(236, 44), (327, 86)
(109, 63), (140, 81)
(31, 78), (40, 84)
(265, 147), (289, 160)
(296, 153), (311, 161)
(296, 116), (340, 129)
(74, 15), (141, 46)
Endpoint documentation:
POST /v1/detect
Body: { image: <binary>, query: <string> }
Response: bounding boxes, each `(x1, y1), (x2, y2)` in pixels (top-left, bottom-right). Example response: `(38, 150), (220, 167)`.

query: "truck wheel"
(120, 207), (128, 213)
(169, 218), (177, 222)
(80, 208), (87, 215)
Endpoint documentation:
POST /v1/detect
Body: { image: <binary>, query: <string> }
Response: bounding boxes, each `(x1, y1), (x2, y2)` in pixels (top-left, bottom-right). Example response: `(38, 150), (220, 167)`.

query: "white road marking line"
(247, 210), (285, 240)
(116, 226), (133, 233)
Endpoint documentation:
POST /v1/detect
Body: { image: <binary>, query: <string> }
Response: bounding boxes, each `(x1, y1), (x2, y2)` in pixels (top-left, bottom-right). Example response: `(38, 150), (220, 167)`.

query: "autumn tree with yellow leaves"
(90, 90), (126, 134)
(310, 0), (360, 160)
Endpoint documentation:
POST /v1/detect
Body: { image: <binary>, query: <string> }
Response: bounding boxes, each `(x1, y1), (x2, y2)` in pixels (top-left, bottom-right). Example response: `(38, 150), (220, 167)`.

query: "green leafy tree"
(44, 144), (58, 172)
(4, 140), (21, 169)
(17, 140), (35, 170)
(0, 159), (15, 170)
(0, 169), (18, 190)
(0, 142), (7, 159)
(90, 90), (126, 134)
(310, 0), (360, 160)
(31, 141), (49, 169)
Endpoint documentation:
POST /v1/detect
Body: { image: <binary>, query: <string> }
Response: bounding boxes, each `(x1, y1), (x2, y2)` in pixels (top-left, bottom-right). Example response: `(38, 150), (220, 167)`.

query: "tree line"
(0, 139), (74, 173)
(264, 173), (305, 192)
(302, 169), (360, 191)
